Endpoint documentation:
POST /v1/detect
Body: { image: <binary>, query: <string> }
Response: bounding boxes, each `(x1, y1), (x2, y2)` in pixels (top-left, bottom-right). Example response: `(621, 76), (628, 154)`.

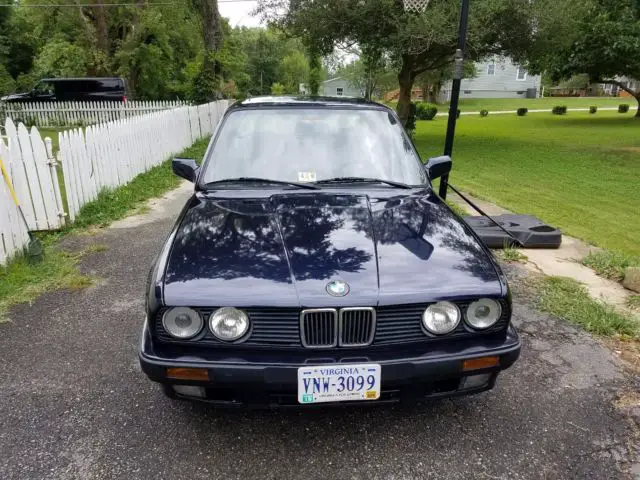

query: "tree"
(527, 0), (640, 117)
(337, 51), (396, 100)
(34, 38), (89, 78)
(270, 82), (286, 95)
(280, 50), (310, 93)
(258, 0), (533, 126)
(415, 61), (477, 103)
(192, 0), (224, 100)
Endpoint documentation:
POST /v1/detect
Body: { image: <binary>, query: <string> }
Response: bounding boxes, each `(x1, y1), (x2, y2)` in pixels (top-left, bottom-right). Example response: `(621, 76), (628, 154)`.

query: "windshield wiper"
(314, 177), (413, 189)
(202, 177), (319, 190)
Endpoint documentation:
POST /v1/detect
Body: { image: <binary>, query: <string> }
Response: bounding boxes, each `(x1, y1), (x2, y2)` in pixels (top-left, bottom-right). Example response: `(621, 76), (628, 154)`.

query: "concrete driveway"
(0, 185), (638, 480)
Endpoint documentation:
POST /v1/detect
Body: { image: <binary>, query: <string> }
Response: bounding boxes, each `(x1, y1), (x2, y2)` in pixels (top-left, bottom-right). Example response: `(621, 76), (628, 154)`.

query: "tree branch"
(599, 78), (639, 98)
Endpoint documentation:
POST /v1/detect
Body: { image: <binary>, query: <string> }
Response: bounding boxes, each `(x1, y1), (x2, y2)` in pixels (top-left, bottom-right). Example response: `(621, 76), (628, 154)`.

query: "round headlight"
(422, 301), (460, 335)
(465, 298), (502, 329)
(209, 307), (250, 341)
(162, 307), (203, 339)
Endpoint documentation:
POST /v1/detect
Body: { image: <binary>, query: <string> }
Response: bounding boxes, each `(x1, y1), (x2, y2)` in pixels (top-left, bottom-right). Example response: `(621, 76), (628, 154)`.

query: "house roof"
(322, 77), (344, 84)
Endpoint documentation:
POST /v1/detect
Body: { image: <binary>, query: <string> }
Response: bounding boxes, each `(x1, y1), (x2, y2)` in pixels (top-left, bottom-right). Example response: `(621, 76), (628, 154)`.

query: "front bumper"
(139, 321), (521, 408)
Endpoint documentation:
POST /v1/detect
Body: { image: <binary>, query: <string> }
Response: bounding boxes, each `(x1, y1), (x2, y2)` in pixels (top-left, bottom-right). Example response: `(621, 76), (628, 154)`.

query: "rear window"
(97, 79), (124, 91)
(54, 79), (124, 93)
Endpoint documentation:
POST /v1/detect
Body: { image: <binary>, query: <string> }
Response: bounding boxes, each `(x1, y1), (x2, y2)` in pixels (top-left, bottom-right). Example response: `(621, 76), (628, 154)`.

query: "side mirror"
(172, 158), (199, 183)
(425, 155), (452, 180)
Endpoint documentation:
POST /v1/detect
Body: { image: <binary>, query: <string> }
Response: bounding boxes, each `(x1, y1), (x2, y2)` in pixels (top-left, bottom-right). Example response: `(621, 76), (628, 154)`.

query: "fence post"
(44, 137), (66, 227)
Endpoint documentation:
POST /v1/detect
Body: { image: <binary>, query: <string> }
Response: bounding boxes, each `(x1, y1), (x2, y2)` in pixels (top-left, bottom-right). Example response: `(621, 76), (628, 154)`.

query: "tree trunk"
(421, 82), (429, 103)
(432, 80), (443, 103)
(396, 57), (416, 127)
(93, 5), (109, 54)
(601, 79), (640, 118)
(201, 0), (223, 74)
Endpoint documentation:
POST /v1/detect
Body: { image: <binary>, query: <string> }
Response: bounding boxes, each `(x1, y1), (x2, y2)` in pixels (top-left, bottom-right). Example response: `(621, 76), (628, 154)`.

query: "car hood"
(1, 92), (30, 102)
(163, 191), (503, 307)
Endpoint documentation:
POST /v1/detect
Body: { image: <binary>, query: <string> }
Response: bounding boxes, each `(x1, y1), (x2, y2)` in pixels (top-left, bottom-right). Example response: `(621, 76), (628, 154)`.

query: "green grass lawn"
(385, 97), (636, 113)
(37, 127), (66, 153)
(452, 97), (634, 112)
(412, 110), (640, 256)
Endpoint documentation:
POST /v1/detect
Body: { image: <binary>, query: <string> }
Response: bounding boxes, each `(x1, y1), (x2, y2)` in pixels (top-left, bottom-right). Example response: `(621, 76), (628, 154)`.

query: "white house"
(300, 78), (362, 97)
(441, 57), (541, 100)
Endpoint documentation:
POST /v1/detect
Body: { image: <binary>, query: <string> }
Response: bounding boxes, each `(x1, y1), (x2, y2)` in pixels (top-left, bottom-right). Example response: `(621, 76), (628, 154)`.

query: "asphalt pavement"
(0, 186), (638, 480)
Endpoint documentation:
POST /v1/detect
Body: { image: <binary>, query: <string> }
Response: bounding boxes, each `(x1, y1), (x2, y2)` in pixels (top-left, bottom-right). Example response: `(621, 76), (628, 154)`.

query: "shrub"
(270, 82), (286, 96)
(480, 109), (489, 117)
(415, 102), (438, 120)
(552, 105), (567, 115)
(618, 104), (630, 113)
(517, 107), (528, 116)
(589, 106), (597, 114)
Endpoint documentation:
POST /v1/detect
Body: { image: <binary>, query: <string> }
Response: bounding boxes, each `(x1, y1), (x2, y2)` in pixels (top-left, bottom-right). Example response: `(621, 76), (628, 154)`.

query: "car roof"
(39, 77), (124, 83)
(229, 96), (391, 111)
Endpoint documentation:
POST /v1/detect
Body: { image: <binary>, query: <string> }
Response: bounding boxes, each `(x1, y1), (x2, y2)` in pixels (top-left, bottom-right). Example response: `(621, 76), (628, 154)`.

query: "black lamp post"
(438, 0), (471, 200)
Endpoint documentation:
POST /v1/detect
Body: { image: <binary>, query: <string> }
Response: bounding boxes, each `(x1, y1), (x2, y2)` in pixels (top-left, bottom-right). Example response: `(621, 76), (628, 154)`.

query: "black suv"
(1, 77), (126, 103)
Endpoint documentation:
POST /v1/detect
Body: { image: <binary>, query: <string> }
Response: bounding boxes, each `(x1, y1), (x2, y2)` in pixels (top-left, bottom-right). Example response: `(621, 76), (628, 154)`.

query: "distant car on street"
(1, 77), (127, 103)
(139, 96), (521, 408)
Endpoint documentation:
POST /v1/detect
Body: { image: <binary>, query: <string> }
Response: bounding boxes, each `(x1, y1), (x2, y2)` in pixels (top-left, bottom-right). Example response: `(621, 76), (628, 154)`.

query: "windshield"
(200, 108), (427, 187)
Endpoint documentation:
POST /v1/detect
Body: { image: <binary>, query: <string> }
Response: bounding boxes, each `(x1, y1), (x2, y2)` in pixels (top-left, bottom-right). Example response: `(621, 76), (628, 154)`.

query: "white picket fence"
(0, 100), (187, 127)
(0, 119), (65, 265)
(0, 100), (227, 265)
(59, 100), (227, 222)
(0, 139), (31, 266)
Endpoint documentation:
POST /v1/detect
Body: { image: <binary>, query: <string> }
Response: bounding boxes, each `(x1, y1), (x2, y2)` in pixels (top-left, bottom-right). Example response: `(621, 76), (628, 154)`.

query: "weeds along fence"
(0, 100), (187, 127)
(0, 100), (227, 265)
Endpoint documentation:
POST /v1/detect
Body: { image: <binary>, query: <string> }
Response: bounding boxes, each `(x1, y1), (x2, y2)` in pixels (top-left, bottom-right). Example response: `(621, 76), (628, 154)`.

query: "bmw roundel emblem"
(326, 280), (350, 297)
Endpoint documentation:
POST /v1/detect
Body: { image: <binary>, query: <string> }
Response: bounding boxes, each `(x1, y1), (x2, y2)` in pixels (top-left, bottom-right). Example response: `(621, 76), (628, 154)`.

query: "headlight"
(162, 307), (203, 339)
(422, 301), (460, 335)
(209, 307), (250, 341)
(465, 298), (502, 329)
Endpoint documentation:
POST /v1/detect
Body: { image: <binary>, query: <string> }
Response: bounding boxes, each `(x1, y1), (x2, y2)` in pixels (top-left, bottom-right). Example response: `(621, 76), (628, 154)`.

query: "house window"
(336, 87), (344, 96)
(516, 67), (527, 81)
(487, 64), (496, 76)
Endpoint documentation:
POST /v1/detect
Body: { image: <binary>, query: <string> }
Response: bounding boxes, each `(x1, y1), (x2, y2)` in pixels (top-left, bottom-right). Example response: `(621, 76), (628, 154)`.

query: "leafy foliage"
(590, 106), (597, 114)
(526, 0), (640, 116)
(552, 105), (567, 115)
(258, 0), (534, 125)
(415, 102), (438, 120)
(517, 107), (528, 116)
(0, 3), (311, 101)
(480, 109), (489, 117)
(270, 82), (286, 95)
(619, 104), (630, 113)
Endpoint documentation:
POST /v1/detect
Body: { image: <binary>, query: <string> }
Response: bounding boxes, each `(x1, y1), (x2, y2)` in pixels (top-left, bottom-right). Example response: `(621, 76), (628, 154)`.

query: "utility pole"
(439, 0), (470, 200)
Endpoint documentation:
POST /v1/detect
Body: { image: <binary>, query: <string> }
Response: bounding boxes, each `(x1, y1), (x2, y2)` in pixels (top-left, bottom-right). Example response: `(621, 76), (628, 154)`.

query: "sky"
(219, 0), (264, 27)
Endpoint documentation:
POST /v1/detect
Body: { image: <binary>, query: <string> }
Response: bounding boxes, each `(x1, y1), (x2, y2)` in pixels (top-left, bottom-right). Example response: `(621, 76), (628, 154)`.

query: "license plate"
(297, 363), (381, 404)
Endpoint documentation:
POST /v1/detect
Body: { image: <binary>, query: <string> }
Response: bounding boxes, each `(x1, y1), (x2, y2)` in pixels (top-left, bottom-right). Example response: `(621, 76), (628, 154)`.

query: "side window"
(98, 79), (122, 92)
(516, 67), (527, 81)
(34, 82), (55, 95)
(487, 64), (496, 76)
(336, 87), (344, 96)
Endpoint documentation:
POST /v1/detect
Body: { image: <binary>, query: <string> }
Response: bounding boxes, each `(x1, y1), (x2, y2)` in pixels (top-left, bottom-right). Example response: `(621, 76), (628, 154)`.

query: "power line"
(0, 0), (256, 6)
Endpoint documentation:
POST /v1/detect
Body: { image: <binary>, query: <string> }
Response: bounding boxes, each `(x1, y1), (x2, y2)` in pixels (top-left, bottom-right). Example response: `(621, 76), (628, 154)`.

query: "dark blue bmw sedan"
(139, 97), (521, 407)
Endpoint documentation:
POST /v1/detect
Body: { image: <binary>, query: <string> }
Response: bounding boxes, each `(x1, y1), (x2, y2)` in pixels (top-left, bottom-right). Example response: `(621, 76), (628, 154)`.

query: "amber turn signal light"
(166, 367), (209, 381)
(462, 356), (500, 372)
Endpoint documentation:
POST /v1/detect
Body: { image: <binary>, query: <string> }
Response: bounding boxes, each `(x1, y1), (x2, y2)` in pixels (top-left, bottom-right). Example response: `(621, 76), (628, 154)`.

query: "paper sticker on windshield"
(298, 171), (317, 182)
